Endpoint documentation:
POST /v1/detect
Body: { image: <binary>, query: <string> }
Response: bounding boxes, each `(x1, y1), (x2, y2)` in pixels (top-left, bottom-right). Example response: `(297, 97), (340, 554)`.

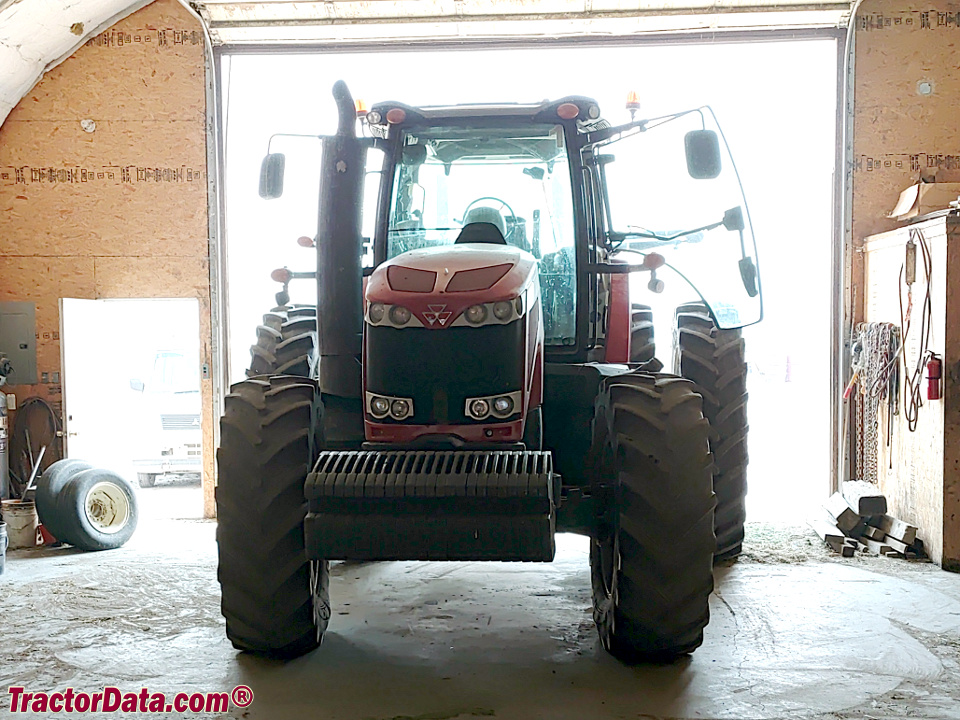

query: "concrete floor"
(2, 517), (960, 720)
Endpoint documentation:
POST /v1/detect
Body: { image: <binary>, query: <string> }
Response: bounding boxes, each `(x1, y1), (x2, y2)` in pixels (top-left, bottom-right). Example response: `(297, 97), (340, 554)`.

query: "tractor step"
(304, 450), (556, 561)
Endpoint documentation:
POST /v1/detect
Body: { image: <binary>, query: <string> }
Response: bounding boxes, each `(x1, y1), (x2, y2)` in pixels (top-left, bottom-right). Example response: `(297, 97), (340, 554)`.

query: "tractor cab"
(363, 96), (761, 363)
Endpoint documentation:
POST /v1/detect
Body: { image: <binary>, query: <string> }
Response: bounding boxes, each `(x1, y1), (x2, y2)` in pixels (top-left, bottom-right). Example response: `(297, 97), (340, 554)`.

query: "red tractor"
(217, 81), (760, 661)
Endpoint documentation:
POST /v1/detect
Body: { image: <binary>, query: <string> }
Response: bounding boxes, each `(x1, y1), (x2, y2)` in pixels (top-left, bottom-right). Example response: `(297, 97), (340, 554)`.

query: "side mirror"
(684, 130), (722, 179)
(129, 378), (145, 392)
(722, 206), (745, 232)
(259, 153), (286, 199)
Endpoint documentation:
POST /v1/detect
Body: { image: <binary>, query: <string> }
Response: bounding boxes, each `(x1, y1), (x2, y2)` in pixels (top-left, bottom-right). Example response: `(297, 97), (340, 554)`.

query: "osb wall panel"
(853, 1), (960, 322)
(0, 0), (215, 517)
(865, 219), (946, 566)
(943, 221), (960, 570)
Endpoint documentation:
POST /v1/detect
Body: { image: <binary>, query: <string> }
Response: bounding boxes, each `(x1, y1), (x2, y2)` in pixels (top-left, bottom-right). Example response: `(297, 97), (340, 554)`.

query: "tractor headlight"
(389, 305), (412, 326)
(390, 399), (411, 420)
(367, 393), (414, 420)
(469, 399), (490, 419)
(493, 301), (513, 321)
(370, 396), (390, 418)
(492, 395), (514, 416)
(465, 304), (487, 325)
(465, 391), (522, 421)
(368, 302), (385, 323)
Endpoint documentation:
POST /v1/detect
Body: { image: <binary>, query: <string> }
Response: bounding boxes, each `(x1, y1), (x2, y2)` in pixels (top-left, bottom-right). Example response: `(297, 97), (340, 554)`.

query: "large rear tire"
(674, 302), (749, 562)
(247, 305), (318, 378)
(589, 372), (715, 660)
(629, 304), (656, 364)
(216, 375), (330, 658)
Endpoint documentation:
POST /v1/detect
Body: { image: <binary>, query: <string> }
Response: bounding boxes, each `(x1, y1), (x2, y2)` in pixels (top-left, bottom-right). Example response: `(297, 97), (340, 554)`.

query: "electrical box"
(0, 302), (38, 385)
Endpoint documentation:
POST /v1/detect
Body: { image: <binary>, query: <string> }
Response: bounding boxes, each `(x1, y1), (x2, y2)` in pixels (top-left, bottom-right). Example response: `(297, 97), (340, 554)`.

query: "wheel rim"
(84, 482), (130, 534)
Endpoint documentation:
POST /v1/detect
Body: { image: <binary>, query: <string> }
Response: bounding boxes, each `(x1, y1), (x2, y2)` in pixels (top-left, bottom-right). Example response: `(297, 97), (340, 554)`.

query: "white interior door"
(61, 298), (200, 482)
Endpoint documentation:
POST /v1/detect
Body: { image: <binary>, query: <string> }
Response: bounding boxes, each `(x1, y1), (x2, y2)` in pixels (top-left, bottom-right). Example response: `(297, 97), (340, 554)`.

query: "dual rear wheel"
(630, 302), (750, 562)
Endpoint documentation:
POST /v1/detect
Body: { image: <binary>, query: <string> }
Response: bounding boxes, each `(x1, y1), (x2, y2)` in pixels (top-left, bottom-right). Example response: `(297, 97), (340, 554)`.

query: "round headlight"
(492, 396), (514, 416)
(369, 302), (385, 323)
(465, 304), (487, 325)
(390, 305), (411, 325)
(493, 301), (513, 321)
(370, 396), (390, 417)
(366, 110), (382, 125)
(391, 399), (410, 418)
(515, 297), (524, 315)
(469, 399), (490, 419)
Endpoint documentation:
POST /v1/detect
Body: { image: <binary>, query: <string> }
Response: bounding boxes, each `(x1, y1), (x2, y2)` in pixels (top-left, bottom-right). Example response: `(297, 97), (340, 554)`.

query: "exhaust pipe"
(316, 80), (365, 398)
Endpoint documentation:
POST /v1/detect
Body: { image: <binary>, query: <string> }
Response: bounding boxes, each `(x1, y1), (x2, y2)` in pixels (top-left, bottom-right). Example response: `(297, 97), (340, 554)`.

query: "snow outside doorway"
(221, 39), (838, 525)
(61, 298), (203, 521)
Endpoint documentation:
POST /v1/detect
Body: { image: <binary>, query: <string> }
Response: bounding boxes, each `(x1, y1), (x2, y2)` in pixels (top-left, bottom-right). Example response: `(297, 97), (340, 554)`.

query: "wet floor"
(1, 519), (959, 720)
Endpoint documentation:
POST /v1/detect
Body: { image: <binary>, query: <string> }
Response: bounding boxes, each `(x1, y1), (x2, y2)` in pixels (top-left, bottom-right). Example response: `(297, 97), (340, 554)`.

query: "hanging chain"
(853, 322), (901, 484)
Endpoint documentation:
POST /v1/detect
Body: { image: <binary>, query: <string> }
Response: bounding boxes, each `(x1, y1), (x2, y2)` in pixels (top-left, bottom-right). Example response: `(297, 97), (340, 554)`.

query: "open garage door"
(195, 0), (852, 45)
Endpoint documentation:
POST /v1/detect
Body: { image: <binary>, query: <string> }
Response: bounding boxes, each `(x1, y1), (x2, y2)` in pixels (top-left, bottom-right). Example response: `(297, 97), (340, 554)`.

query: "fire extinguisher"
(927, 353), (942, 401)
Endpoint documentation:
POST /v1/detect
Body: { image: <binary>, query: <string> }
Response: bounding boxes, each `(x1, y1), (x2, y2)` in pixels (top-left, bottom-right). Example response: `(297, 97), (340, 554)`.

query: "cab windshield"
(387, 123), (577, 345)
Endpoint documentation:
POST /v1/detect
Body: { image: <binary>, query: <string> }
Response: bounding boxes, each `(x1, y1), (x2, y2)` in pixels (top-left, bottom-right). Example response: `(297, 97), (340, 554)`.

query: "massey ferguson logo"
(423, 304), (453, 326)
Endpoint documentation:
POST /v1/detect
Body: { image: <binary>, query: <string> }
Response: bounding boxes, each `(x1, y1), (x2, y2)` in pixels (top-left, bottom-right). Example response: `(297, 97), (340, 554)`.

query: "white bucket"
(1, 499), (40, 549)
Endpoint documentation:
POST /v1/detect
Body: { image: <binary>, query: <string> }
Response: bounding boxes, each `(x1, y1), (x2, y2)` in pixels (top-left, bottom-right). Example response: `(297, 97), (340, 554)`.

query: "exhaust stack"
(316, 80), (365, 398)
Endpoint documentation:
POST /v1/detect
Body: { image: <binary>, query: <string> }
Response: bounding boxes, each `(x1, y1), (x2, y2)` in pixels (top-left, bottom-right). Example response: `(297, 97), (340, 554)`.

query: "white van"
(130, 351), (201, 487)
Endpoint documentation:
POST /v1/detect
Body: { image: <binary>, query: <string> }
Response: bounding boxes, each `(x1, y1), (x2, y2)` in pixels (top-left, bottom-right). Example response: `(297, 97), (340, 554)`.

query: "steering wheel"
(463, 196), (517, 233)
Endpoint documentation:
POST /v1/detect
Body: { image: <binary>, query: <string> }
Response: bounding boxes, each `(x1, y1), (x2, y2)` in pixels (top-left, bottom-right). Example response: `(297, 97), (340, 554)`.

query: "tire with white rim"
(56, 468), (139, 551)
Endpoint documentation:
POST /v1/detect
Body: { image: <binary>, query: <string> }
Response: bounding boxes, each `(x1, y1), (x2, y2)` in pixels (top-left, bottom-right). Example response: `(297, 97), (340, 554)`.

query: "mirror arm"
(585, 262), (651, 274)
(584, 120), (647, 146)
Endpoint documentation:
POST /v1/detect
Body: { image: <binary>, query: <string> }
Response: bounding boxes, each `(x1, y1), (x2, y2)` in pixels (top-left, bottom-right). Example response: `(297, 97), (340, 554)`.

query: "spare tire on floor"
(35, 458), (93, 542)
(55, 468), (139, 551)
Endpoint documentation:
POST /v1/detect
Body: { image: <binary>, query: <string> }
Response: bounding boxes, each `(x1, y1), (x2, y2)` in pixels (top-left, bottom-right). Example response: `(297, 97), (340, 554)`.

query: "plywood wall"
(853, 1), (960, 318)
(853, 1), (960, 570)
(0, 0), (215, 517)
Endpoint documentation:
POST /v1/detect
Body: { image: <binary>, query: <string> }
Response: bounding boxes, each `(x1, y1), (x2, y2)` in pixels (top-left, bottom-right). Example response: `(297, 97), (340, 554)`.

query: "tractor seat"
(455, 206), (508, 245)
(455, 222), (507, 245)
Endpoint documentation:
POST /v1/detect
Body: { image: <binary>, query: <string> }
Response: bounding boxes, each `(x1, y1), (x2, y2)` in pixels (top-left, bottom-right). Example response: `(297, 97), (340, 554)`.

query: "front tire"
(589, 372), (715, 660)
(216, 375), (329, 658)
(674, 302), (749, 562)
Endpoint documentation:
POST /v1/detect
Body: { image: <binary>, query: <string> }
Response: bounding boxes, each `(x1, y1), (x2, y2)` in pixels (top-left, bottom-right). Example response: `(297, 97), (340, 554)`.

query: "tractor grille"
(307, 449), (553, 500)
(160, 414), (201, 431)
(365, 323), (524, 425)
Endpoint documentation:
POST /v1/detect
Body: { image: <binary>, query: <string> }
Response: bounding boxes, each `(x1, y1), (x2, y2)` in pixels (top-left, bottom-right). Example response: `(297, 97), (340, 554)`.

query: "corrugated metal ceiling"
(198, 0), (851, 44)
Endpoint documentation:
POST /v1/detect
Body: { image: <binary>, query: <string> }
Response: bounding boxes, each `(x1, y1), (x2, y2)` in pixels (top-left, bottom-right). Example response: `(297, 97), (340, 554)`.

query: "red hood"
(366, 244), (538, 328)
